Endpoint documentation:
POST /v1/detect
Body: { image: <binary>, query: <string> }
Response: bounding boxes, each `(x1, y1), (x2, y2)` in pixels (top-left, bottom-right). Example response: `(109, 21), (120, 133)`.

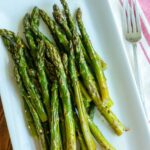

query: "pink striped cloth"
(126, 0), (150, 121)
(139, 0), (150, 63)
(139, 0), (150, 33)
(116, 0), (150, 122)
(136, 0), (150, 121)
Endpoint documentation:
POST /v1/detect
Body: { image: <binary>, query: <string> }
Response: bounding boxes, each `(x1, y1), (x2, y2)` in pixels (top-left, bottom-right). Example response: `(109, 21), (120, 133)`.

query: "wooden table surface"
(0, 99), (12, 150)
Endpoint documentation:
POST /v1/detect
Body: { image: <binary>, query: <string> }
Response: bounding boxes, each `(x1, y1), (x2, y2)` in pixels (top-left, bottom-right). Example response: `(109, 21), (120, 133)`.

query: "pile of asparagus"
(0, 0), (126, 149)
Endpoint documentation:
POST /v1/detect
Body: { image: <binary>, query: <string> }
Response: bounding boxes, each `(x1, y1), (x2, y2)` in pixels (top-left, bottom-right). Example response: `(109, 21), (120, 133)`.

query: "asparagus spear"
(72, 31), (100, 105)
(45, 59), (56, 82)
(71, 93), (87, 150)
(40, 9), (69, 51)
(53, 4), (72, 40)
(0, 29), (47, 122)
(74, 112), (87, 150)
(61, 52), (69, 76)
(88, 117), (115, 150)
(88, 103), (96, 120)
(76, 8), (110, 103)
(45, 40), (76, 150)
(60, 0), (75, 33)
(36, 40), (51, 121)
(14, 65), (47, 150)
(39, 9), (56, 37)
(69, 42), (96, 150)
(25, 14), (52, 143)
(23, 99), (38, 137)
(30, 23), (53, 46)
(61, 52), (90, 109)
(79, 80), (92, 104)
(24, 13), (51, 124)
(31, 7), (40, 28)
(58, 99), (66, 150)
(23, 13), (37, 60)
(24, 13), (44, 95)
(72, 32), (125, 135)
(26, 97), (47, 150)
(4, 38), (37, 138)
(50, 80), (62, 150)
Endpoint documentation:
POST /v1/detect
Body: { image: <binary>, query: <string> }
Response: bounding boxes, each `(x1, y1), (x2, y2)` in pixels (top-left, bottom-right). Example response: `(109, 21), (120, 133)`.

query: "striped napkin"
(109, 0), (150, 122)
(138, 0), (150, 122)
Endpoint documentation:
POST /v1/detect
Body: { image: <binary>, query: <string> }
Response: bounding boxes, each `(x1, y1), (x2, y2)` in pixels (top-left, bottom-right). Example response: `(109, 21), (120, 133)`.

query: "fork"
(123, 0), (148, 117)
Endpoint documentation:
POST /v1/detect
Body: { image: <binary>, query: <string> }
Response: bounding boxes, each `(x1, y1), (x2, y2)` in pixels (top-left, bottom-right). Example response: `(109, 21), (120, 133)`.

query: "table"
(0, 99), (12, 150)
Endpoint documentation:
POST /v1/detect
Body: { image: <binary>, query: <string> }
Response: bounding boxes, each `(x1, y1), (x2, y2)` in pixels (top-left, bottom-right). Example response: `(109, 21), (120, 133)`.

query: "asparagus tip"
(76, 8), (82, 19)
(53, 4), (59, 11)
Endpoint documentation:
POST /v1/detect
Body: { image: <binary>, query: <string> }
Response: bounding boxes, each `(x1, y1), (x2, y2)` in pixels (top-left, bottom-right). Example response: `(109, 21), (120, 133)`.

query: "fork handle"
(132, 44), (148, 118)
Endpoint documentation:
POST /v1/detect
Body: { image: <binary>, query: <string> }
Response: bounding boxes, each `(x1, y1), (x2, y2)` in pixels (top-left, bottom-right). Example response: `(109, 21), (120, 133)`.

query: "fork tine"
(135, 0), (141, 33)
(126, 0), (132, 33)
(123, 0), (128, 33)
(131, 0), (136, 32)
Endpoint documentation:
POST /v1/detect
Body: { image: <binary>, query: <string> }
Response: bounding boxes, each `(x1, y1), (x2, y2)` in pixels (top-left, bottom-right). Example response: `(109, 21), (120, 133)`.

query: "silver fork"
(123, 0), (148, 117)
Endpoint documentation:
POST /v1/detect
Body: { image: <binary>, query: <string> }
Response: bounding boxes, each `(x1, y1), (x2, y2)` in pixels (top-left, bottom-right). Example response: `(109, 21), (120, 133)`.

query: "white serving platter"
(0, 0), (150, 150)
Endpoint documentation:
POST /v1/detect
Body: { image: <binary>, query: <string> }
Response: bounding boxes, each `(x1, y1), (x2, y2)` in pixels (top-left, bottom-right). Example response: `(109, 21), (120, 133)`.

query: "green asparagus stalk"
(40, 9), (69, 51)
(39, 9), (56, 37)
(61, 52), (90, 109)
(88, 103), (96, 120)
(31, 7), (40, 28)
(61, 53), (69, 76)
(26, 98), (47, 150)
(79, 80), (92, 104)
(45, 59), (56, 82)
(60, 0), (75, 33)
(42, 121), (50, 148)
(24, 99), (38, 137)
(14, 65), (47, 150)
(30, 24), (53, 46)
(53, 4), (72, 40)
(72, 32), (125, 135)
(58, 100), (66, 150)
(76, 8), (110, 103)
(36, 40), (51, 120)
(0, 29), (47, 122)
(88, 117), (115, 150)
(6, 44), (37, 138)
(74, 112), (87, 150)
(23, 13), (37, 60)
(72, 31), (101, 105)
(24, 13), (51, 125)
(69, 41), (96, 150)
(50, 80), (62, 150)
(45, 40), (76, 150)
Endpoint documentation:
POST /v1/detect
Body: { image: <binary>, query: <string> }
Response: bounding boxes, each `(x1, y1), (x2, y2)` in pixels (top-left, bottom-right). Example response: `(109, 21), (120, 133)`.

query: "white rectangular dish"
(0, 0), (150, 150)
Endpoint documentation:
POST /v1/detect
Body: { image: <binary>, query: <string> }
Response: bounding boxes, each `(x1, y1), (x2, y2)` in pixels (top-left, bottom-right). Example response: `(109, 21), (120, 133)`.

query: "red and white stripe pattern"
(120, 0), (150, 63)
(133, 0), (150, 121)
(111, 0), (150, 122)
